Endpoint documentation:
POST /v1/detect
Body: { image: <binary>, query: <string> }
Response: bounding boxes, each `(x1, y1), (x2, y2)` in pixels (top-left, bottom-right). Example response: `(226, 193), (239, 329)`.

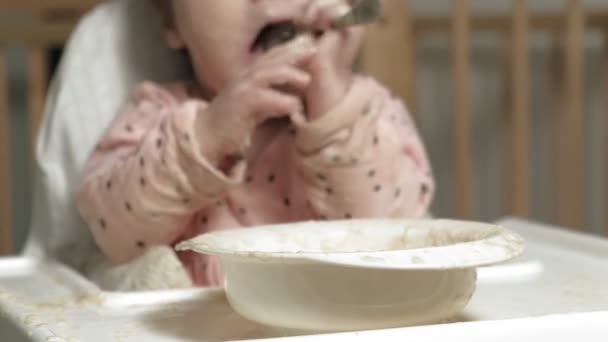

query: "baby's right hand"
(197, 36), (316, 165)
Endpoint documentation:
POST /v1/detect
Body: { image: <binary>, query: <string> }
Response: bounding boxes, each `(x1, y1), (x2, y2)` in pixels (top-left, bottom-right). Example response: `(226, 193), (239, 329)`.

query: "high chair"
(17, 0), (190, 270)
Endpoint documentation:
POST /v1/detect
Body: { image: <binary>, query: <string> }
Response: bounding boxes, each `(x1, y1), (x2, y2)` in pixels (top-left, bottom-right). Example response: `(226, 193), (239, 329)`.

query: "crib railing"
(361, 0), (606, 233)
(0, 49), (10, 255)
(1, 0), (607, 254)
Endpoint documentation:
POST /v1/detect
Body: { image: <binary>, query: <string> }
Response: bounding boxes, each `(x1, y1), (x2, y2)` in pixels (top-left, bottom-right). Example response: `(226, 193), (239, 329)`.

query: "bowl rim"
(176, 219), (525, 270)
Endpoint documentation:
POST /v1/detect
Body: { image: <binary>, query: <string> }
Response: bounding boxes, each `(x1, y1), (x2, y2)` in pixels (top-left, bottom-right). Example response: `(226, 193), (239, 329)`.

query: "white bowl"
(177, 219), (524, 331)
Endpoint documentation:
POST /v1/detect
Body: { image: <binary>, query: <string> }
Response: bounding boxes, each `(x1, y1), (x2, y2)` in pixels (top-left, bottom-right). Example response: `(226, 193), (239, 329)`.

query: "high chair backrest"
(4, 0), (188, 268)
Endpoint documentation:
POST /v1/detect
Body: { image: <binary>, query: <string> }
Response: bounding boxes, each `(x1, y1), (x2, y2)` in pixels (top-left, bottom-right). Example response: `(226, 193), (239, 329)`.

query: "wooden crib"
(1, 0), (606, 255)
(361, 0), (606, 232)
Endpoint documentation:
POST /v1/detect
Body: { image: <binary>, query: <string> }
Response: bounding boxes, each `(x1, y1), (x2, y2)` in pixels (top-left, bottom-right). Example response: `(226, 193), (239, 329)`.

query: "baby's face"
(166, 0), (345, 94)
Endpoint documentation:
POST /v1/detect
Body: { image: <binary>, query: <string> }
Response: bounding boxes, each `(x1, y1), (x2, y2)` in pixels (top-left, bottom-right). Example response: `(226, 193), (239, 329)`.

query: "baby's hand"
(197, 37), (316, 164)
(299, 0), (365, 120)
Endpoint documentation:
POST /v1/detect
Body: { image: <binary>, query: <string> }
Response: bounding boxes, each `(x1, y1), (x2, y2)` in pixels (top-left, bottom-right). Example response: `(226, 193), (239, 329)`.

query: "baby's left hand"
(298, 1), (365, 120)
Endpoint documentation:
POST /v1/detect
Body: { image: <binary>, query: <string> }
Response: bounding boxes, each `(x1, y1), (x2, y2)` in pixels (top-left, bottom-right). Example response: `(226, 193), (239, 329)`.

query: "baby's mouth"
(251, 21), (299, 53)
(251, 21), (323, 53)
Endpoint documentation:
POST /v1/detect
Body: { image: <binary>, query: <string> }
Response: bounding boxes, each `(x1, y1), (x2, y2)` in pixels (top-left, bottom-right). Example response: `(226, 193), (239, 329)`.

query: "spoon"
(332, 0), (383, 29)
(258, 0), (383, 52)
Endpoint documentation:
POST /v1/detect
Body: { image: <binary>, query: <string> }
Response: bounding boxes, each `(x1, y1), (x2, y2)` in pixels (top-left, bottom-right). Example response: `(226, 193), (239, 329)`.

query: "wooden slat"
(559, 0), (585, 230)
(361, 0), (417, 112)
(502, 30), (514, 217)
(0, 16), (79, 46)
(0, 51), (14, 255)
(27, 48), (48, 160)
(5, 9), (607, 47)
(508, 0), (531, 217)
(550, 36), (565, 227)
(0, 0), (98, 12)
(451, 0), (474, 219)
(414, 12), (608, 34)
(604, 30), (608, 237)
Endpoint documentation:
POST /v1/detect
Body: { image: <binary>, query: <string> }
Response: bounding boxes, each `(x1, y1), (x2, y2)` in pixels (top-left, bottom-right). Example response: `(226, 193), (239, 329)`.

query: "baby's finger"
(256, 35), (317, 68)
(314, 29), (344, 66)
(254, 65), (312, 93)
(315, 28), (361, 70)
(339, 26), (366, 67)
(250, 88), (304, 121)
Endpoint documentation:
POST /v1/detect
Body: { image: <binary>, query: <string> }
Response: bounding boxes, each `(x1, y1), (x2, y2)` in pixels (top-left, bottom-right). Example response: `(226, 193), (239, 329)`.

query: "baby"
(76, 0), (435, 288)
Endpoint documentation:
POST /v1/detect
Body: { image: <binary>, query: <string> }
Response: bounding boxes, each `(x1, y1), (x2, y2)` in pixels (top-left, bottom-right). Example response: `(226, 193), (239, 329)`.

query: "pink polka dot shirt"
(76, 76), (435, 286)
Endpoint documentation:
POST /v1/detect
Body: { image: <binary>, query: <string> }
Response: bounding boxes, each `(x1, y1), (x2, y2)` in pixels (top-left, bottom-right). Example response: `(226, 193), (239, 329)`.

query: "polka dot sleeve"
(76, 82), (243, 264)
(292, 77), (435, 220)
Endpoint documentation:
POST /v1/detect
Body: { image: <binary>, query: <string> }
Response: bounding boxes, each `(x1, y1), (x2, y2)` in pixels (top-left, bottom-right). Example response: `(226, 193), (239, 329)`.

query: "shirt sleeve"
(292, 77), (434, 220)
(76, 82), (245, 264)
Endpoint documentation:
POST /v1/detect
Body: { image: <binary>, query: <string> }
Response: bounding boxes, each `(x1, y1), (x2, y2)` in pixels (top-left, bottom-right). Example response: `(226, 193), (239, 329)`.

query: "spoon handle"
(332, 0), (383, 29)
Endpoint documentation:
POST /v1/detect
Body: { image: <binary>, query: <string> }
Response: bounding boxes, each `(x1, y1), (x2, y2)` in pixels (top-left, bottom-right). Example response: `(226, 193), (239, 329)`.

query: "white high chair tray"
(1, 217), (607, 341)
